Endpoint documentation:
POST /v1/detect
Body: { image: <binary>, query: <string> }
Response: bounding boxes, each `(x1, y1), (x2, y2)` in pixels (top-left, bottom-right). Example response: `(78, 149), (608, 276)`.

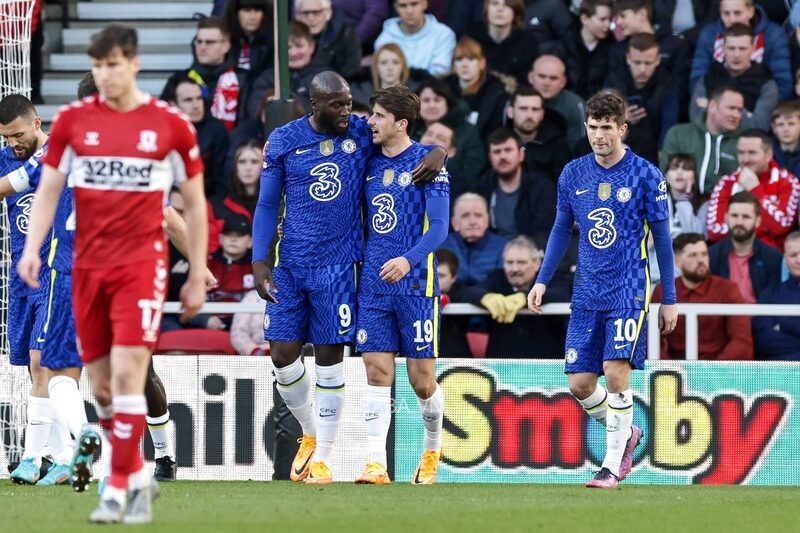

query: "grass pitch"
(1, 481), (797, 532)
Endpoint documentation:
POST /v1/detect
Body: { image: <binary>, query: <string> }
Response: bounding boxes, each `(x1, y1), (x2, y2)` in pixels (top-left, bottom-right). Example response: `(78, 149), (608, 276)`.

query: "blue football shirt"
(256, 114), (375, 267)
(48, 186), (75, 274)
(557, 149), (669, 310)
(361, 142), (450, 297)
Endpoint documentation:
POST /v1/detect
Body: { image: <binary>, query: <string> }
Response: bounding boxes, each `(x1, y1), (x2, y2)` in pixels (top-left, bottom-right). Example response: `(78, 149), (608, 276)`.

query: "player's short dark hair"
(728, 190), (761, 216)
(672, 232), (706, 253)
(88, 24), (138, 59)
(585, 91), (626, 127)
(580, 0), (613, 18)
(77, 72), (98, 99)
(724, 22), (753, 41)
(509, 85), (543, 107)
(436, 248), (459, 275)
(612, 0), (651, 16)
(0, 94), (37, 124)
(370, 85), (420, 133)
(628, 32), (660, 53)
(486, 127), (521, 149)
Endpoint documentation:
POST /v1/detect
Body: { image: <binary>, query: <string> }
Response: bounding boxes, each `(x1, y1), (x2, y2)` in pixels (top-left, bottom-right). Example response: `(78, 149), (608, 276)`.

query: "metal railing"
(162, 301), (800, 360)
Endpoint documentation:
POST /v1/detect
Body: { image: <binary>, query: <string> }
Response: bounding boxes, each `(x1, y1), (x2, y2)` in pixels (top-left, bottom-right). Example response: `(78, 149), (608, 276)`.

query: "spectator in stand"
(753, 230), (800, 361)
(250, 21), (327, 115)
(689, 23), (778, 132)
(331, 0), (388, 54)
(373, 0), (456, 77)
(463, 236), (569, 358)
(523, 0), (574, 54)
(604, 33), (680, 165)
(445, 0), (483, 38)
(690, 0), (792, 101)
(168, 76), (231, 199)
(610, 0), (692, 115)
(440, 193), (508, 286)
(223, 0), (274, 85)
(208, 139), (262, 252)
(231, 289), (271, 355)
(660, 86), (745, 195)
(553, 0), (615, 101)
(411, 78), (487, 187)
(663, 154), (709, 238)
(527, 54), (587, 154)
(350, 43), (428, 109)
(707, 129), (800, 250)
(162, 16), (241, 130)
(466, 0), (540, 86)
(445, 36), (509, 140)
(707, 190), (784, 303)
(199, 214), (256, 331)
(294, 0), (362, 80)
(475, 128), (557, 241)
(504, 86), (570, 184)
(435, 249), (472, 357)
(420, 121), (468, 205)
(652, 232), (753, 360)
(650, 0), (717, 47)
(770, 101), (800, 179)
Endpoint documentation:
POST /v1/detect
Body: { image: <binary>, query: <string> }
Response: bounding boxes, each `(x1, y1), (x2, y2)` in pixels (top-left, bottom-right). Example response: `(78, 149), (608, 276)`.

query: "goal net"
(0, 0), (36, 476)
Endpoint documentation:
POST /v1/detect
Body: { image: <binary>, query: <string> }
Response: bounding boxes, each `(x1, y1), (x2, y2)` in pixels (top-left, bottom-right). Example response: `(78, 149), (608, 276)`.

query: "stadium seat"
(466, 332), (489, 358)
(154, 328), (236, 355)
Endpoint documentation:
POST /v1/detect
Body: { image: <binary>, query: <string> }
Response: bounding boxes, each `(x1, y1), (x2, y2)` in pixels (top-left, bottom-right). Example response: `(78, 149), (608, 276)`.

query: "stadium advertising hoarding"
(6, 357), (794, 483)
(394, 360), (798, 485)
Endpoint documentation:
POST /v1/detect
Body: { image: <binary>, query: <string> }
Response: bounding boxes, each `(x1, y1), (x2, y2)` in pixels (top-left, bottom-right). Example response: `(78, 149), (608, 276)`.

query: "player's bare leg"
(10, 350), (51, 485)
(355, 352), (393, 485)
(304, 344), (345, 485)
(408, 358), (443, 485)
(271, 340), (317, 481)
(145, 360), (176, 481)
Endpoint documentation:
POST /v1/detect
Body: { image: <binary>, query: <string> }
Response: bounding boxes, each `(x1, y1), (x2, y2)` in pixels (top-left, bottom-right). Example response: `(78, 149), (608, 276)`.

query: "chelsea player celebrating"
(354, 86), (450, 485)
(528, 92), (678, 489)
(252, 72), (445, 484)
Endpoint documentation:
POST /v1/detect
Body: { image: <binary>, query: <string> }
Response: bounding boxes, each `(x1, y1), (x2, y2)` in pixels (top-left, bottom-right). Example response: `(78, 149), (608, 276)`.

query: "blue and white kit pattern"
(263, 262), (358, 344)
(557, 149), (669, 311)
(564, 308), (648, 374)
(356, 293), (439, 358)
(261, 114), (376, 268)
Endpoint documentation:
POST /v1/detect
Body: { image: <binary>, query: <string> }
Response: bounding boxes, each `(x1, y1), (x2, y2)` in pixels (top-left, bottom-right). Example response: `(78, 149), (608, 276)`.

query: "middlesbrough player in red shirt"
(18, 25), (208, 524)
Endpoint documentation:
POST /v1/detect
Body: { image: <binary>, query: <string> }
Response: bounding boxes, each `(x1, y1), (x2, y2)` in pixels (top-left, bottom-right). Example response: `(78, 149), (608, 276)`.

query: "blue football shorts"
(8, 273), (48, 366)
(356, 293), (439, 359)
(563, 307), (648, 374)
(40, 269), (81, 369)
(263, 262), (358, 345)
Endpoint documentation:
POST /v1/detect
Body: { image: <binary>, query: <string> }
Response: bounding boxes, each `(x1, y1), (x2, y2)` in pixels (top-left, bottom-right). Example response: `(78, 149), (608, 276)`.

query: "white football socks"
(274, 357), (316, 437)
(314, 362), (345, 464)
(146, 412), (175, 460)
(48, 375), (89, 440)
(577, 384), (608, 426)
(22, 395), (51, 465)
(417, 384), (444, 451)
(363, 385), (392, 466)
(603, 389), (634, 477)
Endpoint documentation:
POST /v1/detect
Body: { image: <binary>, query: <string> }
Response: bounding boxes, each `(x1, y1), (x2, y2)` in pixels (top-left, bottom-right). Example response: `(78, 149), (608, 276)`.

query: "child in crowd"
(771, 100), (800, 179)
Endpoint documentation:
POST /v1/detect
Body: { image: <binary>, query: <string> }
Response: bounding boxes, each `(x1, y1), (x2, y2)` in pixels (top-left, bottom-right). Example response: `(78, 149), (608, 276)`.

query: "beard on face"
(682, 264), (710, 284)
(730, 225), (756, 242)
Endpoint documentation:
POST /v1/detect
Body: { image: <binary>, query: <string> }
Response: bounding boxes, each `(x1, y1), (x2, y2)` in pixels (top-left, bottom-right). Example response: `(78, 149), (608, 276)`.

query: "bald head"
(310, 71), (349, 99)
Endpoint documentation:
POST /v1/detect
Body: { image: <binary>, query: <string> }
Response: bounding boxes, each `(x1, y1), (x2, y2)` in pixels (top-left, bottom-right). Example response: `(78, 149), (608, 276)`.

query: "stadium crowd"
(83, 0), (800, 361)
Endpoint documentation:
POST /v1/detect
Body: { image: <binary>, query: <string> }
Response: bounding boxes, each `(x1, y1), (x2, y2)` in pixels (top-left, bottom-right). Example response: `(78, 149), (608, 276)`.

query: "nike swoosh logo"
(339, 328), (352, 335)
(413, 468), (423, 484)
(615, 343), (629, 350)
(365, 416), (379, 422)
(576, 189), (589, 195)
(295, 148), (311, 154)
(366, 175), (377, 181)
(416, 345), (430, 351)
(293, 455), (312, 477)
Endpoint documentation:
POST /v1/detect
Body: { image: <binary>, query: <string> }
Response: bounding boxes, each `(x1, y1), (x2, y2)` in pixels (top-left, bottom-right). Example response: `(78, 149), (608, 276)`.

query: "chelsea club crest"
(342, 139), (356, 153)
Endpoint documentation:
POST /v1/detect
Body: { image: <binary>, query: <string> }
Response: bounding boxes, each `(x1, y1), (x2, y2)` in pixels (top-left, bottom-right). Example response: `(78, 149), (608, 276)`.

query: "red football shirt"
(44, 94), (204, 268)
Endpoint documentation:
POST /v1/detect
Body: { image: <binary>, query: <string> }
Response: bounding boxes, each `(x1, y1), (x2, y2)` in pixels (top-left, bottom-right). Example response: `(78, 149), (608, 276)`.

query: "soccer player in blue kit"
(528, 92), (678, 488)
(353, 86), (450, 485)
(0, 94), (84, 486)
(252, 71), (445, 484)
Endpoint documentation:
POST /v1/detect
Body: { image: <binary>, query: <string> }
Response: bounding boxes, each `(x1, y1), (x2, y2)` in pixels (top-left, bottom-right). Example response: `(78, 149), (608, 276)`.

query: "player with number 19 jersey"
(558, 149), (669, 311)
